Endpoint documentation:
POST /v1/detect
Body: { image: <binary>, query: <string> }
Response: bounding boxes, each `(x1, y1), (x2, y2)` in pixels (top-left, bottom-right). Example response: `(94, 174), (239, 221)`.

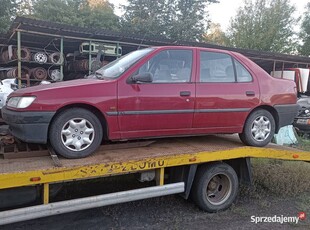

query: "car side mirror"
(127, 72), (153, 84)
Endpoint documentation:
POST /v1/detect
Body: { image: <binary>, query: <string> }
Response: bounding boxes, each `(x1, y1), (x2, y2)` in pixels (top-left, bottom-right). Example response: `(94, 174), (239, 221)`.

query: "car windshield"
(95, 48), (154, 79)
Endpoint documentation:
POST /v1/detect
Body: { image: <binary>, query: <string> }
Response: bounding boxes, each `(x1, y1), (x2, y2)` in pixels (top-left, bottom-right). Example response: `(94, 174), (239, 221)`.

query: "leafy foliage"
(29, 0), (119, 30)
(0, 0), (17, 34)
(227, 0), (298, 53)
(121, 0), (166, 37)
(0, 0), (304, 56)
(79, 1), (120, 30)
(299, 3), (310, 56)
(203, 23), (229, 46)
(16, 0), (34, 15)
(168, 0), (219, 41)
(122, 0), (218, 42)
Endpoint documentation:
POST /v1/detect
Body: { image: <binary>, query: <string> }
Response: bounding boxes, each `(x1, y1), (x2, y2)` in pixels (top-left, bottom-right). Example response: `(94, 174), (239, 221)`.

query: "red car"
(2, 46), (298, 158)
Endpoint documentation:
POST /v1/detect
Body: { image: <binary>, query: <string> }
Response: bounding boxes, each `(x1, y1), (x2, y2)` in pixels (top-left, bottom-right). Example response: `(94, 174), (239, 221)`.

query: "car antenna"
(137, 34), (147, 50)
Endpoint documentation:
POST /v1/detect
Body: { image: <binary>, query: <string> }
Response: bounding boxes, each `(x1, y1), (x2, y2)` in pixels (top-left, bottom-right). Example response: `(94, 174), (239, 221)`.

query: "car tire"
(191, 162), (238, 212)
(239, 109), (275, 147)
(49, 108), (103, 159)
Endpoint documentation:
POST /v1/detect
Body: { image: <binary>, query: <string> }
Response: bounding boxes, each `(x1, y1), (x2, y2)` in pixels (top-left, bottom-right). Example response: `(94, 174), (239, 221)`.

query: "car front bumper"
(274, 104), (300, 133)
(1, 106), (55, 144)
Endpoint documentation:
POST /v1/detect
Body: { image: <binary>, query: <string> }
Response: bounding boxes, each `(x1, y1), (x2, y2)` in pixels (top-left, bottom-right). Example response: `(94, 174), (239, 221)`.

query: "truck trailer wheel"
(191, 162), (238, 212)
(49, 108), (103, 159)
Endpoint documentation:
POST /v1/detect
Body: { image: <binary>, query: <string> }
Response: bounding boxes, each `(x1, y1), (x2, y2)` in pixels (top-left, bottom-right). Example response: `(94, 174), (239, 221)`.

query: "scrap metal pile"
(0, 42), (118, 86)
(0, 46), (63, 85)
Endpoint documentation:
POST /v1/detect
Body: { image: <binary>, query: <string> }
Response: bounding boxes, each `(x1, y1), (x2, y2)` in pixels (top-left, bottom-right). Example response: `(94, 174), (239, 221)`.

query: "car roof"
(151, 46), (236, 55)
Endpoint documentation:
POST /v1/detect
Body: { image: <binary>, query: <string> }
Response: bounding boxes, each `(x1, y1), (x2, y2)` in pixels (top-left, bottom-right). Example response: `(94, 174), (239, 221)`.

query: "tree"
(29, 0), (119, 30)
(122, 0), (218, 42)
(16, 0), (34, 15)
(203, 23), (229, 46)
(168, 0), (218, 41)
(76, 0), (120, 30)
(0, 0), (17, 34)
(299, 3), (310, 56)
(121, 0), (167, 37)
(30, 0), (82, 25)
(227, 0), (298, 54)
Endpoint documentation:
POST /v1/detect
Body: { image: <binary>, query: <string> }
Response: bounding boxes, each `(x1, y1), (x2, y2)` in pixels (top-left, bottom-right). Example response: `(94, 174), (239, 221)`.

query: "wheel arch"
(48, 103), (109, 141)
(249, 105), (279, 133)
(194, 159), (251, 187)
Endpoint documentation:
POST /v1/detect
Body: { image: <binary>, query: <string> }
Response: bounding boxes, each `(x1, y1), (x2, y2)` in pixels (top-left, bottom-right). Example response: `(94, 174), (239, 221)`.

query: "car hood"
(10, 78), (113, 96)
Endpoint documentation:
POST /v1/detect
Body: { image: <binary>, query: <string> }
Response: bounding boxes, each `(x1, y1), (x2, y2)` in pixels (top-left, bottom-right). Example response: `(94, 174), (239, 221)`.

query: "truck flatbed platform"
(0, 135), (308, 190)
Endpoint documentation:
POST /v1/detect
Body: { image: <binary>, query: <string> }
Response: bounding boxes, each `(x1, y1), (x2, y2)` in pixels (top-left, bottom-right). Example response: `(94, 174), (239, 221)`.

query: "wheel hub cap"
(251, 116), (271, 142)
(61, 118), (95, 151)
(206, 173), (232, 206)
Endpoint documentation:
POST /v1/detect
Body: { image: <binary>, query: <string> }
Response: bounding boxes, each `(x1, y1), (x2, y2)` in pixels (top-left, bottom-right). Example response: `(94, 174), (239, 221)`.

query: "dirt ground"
(1, 173), (309, 230)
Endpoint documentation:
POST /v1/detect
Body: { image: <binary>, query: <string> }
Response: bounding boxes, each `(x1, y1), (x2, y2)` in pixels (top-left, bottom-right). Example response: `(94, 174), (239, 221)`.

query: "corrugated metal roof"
(3, 16), (310, 72)
(9, 16), (173, 45)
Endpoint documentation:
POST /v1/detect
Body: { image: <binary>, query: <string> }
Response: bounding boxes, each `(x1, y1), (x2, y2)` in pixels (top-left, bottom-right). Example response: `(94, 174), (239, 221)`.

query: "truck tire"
(239, 109), (275, 147)
(49, 108), (103, 159)
(191, 162), (238, 212)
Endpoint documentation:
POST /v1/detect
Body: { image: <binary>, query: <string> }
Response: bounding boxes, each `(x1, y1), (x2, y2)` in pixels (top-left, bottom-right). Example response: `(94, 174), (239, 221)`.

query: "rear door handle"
(180, 91), (191, 96)
(246, 91), (255, 96)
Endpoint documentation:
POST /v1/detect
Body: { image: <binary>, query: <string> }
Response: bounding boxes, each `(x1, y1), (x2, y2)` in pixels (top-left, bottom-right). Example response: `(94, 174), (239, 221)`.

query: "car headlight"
(7, 96), (36, 109)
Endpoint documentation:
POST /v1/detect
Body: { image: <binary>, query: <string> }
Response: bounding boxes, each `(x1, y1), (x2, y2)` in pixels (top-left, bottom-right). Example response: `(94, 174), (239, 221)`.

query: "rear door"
(118, 48), (196, 139)
(193, 50), (260, 133)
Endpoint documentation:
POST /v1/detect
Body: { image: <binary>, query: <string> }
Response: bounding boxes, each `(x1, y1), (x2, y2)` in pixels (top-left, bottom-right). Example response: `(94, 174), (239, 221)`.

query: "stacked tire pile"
(67, 59), (103, 72)
(65, 58), (109, 80)
(0, 46), (64, 84)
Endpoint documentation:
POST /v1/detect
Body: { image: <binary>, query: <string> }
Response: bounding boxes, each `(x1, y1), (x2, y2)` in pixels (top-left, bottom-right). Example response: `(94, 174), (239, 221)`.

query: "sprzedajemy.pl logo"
(251, 212), (306, 224)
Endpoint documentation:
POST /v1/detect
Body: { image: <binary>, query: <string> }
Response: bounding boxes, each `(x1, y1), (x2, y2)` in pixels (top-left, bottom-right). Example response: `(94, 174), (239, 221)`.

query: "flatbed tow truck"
(0, 135), (309, 226)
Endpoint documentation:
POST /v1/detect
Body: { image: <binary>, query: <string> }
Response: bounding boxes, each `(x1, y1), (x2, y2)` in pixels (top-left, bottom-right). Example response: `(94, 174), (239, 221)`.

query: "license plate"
(297, 119), (308, 124)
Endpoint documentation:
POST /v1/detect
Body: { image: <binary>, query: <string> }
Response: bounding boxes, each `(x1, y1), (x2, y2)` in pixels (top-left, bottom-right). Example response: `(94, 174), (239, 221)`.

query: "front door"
(118, 48), (196, 139)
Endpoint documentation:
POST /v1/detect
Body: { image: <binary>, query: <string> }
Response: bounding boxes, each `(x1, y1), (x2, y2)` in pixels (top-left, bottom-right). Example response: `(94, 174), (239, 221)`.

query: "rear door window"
(200, 51), (235, 83)
(199, 51), (253, 83)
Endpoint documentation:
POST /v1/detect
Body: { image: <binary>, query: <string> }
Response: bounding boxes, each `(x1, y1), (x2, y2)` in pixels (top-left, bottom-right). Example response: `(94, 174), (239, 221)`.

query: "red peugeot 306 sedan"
(2, 46), (299, 158)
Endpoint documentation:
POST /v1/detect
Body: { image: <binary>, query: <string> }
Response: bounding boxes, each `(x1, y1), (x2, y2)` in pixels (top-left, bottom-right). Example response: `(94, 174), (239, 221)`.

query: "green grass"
(250, 158), (310, 196)
(295, 134), (310, 151)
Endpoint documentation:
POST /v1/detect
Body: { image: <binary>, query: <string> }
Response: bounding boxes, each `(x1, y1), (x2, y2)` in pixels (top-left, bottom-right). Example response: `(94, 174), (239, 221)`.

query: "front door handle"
(180, 91), (191, 96)
(246, 91), (255, 96)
